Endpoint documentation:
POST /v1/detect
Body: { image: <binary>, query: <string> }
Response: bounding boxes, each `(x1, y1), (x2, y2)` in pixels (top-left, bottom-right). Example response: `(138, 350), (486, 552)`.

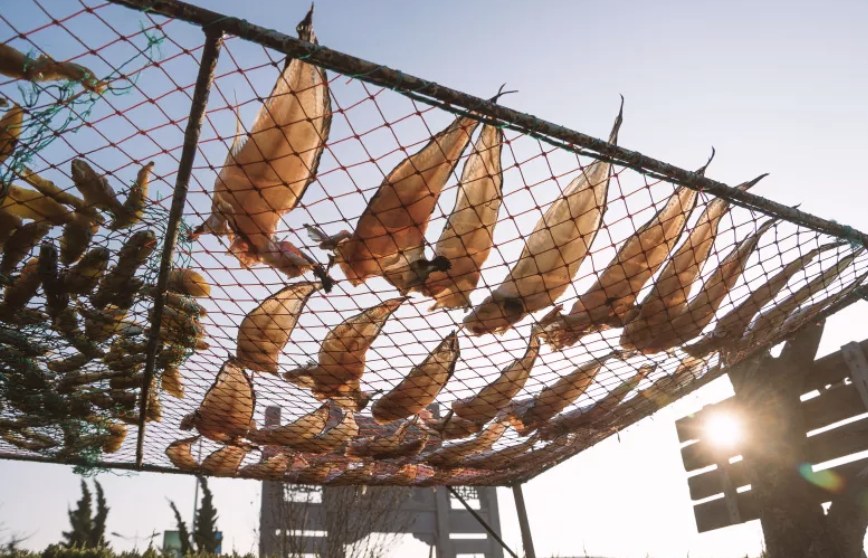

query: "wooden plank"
(807, 415), (868, 465)
(802, 381), (864, 432)
(689, 459), (750, 501)
(681, 439), (742, 473)
(694, 458), (868, 532)
(675, 399), (735, 444)
(803, 338), (868, 392)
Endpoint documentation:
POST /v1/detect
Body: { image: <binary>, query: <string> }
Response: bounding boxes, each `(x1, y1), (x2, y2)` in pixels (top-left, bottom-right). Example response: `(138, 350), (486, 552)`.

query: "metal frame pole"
(512, 484), (536, 558)
(134, 28), (224, 467)
(446, 487), (518, 558)
(106, 0), (868, 248)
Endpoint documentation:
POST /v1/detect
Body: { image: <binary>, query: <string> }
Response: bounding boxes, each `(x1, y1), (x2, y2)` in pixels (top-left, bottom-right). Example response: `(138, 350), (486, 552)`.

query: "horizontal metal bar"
(107, 0), (868, 247)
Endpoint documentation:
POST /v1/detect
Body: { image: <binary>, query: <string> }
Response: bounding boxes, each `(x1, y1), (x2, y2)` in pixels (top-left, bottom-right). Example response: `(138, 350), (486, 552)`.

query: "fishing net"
(0, 0), (866, 486)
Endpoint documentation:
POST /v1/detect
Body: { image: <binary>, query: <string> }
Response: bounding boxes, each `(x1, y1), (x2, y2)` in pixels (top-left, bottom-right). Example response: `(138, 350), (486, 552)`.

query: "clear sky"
(2, 1), (868, 557)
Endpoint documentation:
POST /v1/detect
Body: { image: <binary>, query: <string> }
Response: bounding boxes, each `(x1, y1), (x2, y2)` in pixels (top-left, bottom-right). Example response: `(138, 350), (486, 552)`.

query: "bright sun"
(705, 414), (742, 448)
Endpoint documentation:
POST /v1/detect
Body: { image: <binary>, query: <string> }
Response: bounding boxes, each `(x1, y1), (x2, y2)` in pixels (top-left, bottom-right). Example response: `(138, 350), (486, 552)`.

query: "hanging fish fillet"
(166, 436), (200, 471)
(0, 209), (22, 251)
(345, 421), (428, 459)
(457, 435), (539, 470)
(70, 159), (122, 215)
(414, 123), (505, 308)
(620, 176), (765, 351)
(293, 409), (359, 454)
(424, 420), (508, 467)
(249, 404), (329, 448)
(332, 111), (484, 287)
(236, 282), (320, 374)
(371, 332), (460, 424)
(508, 349), (627, 435)
(199, 445), (250, 477)
(776, 270), (868, 335)
(239, 454), (289, 481)
(326, 463), (375, 486)
(451, 330), (541, 425)
(90, 230), (157, 309)
(0, 220), (48, 276)
(2, 256), (39, 312)
(0, 102), (23, 166)
(38, 241), (68, 318)
(1, 184), (73, 225)
(0, 43), (105, 93)
(541, 156), (715, 350)
(111, 161), (154, 230)
(538, 365), (653, 440)
(740, 248), (865, 345)
(192, 7), (331, 283)
(639, 219), (777, 354)
(284, 297), (405, 411)
(683, 241), (845, 358)
(424, 413), (483, 440)
(180, 358), (255, 445)
(464, 100), (623, 336)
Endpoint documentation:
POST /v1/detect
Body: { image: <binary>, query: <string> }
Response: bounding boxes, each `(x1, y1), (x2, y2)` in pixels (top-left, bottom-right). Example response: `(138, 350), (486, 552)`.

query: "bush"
(0, 548), (256, 558)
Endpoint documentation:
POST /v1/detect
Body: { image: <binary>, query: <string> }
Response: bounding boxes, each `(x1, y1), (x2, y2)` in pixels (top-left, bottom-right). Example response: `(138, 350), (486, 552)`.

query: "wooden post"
(729, 321), (842, 558)
(512, 484), (536, 558)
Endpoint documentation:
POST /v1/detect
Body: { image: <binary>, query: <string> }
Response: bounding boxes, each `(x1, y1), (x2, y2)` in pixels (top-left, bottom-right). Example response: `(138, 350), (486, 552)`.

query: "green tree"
(88, 481), (109, 548)
(192, 477), (219, 554)
(62, 481), (93, 548)
(168, 501), (192, 556)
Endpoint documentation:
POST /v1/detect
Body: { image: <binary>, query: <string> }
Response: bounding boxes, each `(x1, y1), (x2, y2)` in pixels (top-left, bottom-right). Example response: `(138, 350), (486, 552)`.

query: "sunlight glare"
(705, 413), (742, 448)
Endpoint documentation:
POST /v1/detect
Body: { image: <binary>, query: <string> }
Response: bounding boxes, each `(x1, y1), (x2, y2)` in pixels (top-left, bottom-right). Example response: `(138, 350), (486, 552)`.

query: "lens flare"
(705, 413), (741, 448)
(799, 463), (846, 494)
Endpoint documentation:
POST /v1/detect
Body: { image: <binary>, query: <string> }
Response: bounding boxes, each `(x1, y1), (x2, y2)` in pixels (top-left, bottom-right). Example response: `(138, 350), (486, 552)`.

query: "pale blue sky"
(2, 1), (868, 557)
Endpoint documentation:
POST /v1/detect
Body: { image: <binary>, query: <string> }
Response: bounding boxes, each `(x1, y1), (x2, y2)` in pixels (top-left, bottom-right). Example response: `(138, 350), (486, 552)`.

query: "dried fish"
(326, 463), (375, 486)
(776, 270), (868, 335)
(741, 248), (865, 345)
(538, 365), (653, 440)
(91, 230), (157, 309)
(639, 219), (777, 354)
(541, 157), (715, 349)
(81, 304), (127, 343)
(0, 43), (105, 92)
(111, 161), (153, 230)
(166, 268), (211, 298)
(464, 101), (624, 336)
(103, 422), (127, 454)
(2, 257), (39, 312)
(508, 349), (627, 435)
(452, 330), (541, 425)
(250, 404), (329, 448)
(292, 409), (359, 454)
(285, 297), (405, 410)
(416, 124), (505, 309)
(371, 332), (459, 424)
(236, 282), (319, 374)
(62, 247), (109, 295)
(1, 221), (49, 276)
(425, 421), (508, 467)
(16, 166), (95, 218)
(345, 421), (427, 459)
(457, 435), (539, 470)
(193, 7), (331, 282)
(334, 116), (480, 288)
(0, 102), (23, 166)
(239, 454), (289, 481)
(620, 175), (765, 351)
(684, 241), (845, 358)
(161, 366), (185, 399)
(38, 241), (68, 318)
(180, 358), (255, 445)
(70, 159), (122, 215)
(166, 436), (201, 471)
(424, 414), (483, 440)
(0, 209), (22, 250)
(60, 212), (99, 266)
(199, 445), (250, 477)
(1, 184), (72, 225)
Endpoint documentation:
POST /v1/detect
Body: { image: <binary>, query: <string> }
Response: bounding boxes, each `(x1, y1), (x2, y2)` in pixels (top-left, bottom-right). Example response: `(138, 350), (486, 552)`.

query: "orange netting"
(0, 0), (865, 486)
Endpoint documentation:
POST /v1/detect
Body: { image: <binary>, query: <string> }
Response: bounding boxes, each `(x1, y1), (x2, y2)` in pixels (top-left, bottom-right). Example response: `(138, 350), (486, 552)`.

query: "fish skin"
(160, 366), (185, 399)
(620, 175), (765, 351)
(424, 414), (483, 440)
(639, 219), (777, 354)
(541, 156), (715, 350)
(372, 332), (460, 425)
(683, 241), (846, 358)
(285, 297), (405, 409)
(236, 281), (320, 374)
(463, 100), (623, 337)
(325, 463), (375, 486)
(345, 421), (429, 460)
(0, 103), (23, 166)
(249, 404), (329, 448)
(181, 358), (255, 445)
(508, 349), (627, 435)
(451, 330), (541, 425)
(239, 454), (289, 481)
(0, 43), (105, 93)
(166, 436), (201, 471)
(335, 115), (480, 288)
(538, 365), (654, 440)
(417, 124), (505, 310)
(194, 8), (331, 281)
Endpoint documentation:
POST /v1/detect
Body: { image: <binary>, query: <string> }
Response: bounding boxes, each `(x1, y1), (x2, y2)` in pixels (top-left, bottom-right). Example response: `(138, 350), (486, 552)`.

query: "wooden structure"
(677, 330), (868, 552)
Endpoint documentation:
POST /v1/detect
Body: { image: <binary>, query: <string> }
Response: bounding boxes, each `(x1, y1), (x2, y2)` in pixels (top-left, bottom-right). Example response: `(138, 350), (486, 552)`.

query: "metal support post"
(512, 483), (536, 558)
(447, 487), (517, 558)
